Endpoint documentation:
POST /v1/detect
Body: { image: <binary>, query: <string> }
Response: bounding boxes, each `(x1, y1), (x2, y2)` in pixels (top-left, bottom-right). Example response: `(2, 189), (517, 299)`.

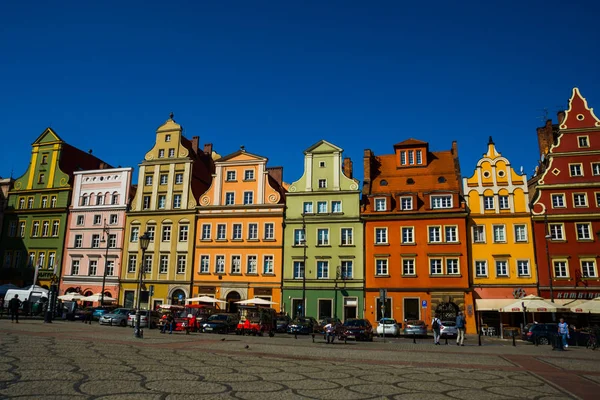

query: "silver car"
(99, 308), (133, 327)
(440, 321), (458, 338)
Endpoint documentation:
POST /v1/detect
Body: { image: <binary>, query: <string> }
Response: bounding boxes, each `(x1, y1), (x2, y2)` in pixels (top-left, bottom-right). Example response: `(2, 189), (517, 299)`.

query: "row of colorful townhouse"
(1, 88), (599, 332)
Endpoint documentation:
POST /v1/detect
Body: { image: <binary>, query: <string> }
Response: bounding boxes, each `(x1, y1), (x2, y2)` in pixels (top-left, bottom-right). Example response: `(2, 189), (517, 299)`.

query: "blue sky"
(1, 1), (599, 185)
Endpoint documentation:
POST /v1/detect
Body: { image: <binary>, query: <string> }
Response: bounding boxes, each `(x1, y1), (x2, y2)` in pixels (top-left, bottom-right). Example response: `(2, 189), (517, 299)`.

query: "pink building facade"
(60, 167), (134, 302)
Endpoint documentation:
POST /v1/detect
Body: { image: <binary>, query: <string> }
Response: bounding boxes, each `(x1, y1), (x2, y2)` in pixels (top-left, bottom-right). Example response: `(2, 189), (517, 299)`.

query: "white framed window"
(145, 175), (153, 185)
(27, 197), (33, 209)
(416, 150), (422, 164)
(71, 260), (80, 275)
(158, 149), (165, 158)
(42, 221), (49, 237)
(244, 169), (254, 180)
(263, 255), (274, 274)
(215, 255), (225, 274)
(130, 226), (139, 242)
(375, 227), (388, 244)
(499, 196), (509, 210)
(341, 260), (353, 279)
(143, 196), (150, 210)
(431, 195), (452, 209)
(247, 223), (258, 240)
(179, 225), (189, 242)
(408, 150), (414, 165)
(225, 192), (235, 205)
(402, 259), (415, 276)
(400, 151), (406, 165)
(92, 234), (100, 248)
(444, 226), (458, 243)
(316, 260), (329, 279)
(201, 224), (211, 240)
(318, 179), (327, 188)
(473, 226), (485, 243)
(374, 198), (387, 211)
(165, 134), (171, 142)
(514, 224), (528, 242)
(173, 194), (182, 209)
(446, 259), (459, 275)
(162, 225), (171, 241)
(226, 171), (236, 181)
(428, 226), (441, 243)
(108, 234), (117, 248)
(51, 196), (57, 208)
(578, 136), (589, 148)
(175, 173), (183, 184)
(52, 221), (59, 237)
(231, 255), (241, 274)
(168, 148), (175, 157)
(88, 260), (98, 276)
(551, 194), (565, 208)
(41, 197), (47, 208)
(127, 255), (137, 273)
(517, 260), (530, 276)
(341, 228), (353, 245)
(243, 191), (254, 205)
(247, 255), (258, 274)
(492, 225), (506, 243)
(581, 260), (597, 278)
(400, 197), (412, 211)
(111, 194), (118, 205)
(93, 215), (102, 225)
(158, 195), (166, 209)
(576, 223), (592, 240)
(31, 221), (39, 237)
(495, 260), (508, 277)
(200, 255), (210, 273)
(106, 260), (115, 276)
(332, 200), (342, 213)
(569, 164), (583, 177)
(109, 214), (118, 224)
(294, 229), (305, 246)
(317, 228), (329, 246)
(159, 255), (169, 274)
(216, 224), (226, 240)
(319, 161), (326, 168)
(375, 259), (388, 276)
(475, 260), (487, 277)
(429, 259), (443, 275)
(96, 194), (104, 205)
(573, 193), (587, 207)
(303, 202), (313, 214)
(401, 227), (414, 244)
(549, 224), (564, 240)
(553, 260), (568, 278)
(293, 261), (304, 279)
(592, 163), (600, 176)
(232, 223), (242, 240)
(146, 226), (155, 242)
(317, 201), (327, 213)
(484, 196), (495, 210)
(160, 174), (168, 185)
(264, 223), (274, 240)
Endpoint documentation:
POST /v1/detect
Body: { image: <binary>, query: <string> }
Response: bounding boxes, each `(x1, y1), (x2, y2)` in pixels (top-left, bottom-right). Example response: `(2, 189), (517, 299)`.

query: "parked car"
(275, 315), (292, 333)
(201, 313), (239, 334)
(92, 306), (119, 320)
(440, 321), (458, 338)
(523, 323), (558, 345)
(127, 310), (161, 329)
(286, 317), (319, 334)
(376, 318), (401, 337)
(99, 308), (133, 327)
(339, 318), (374, 341)
(404, 320), (427, 337)
(73, 307), (95, 321)
(236, 307), (277, 336)
(318, 317), (342, 334)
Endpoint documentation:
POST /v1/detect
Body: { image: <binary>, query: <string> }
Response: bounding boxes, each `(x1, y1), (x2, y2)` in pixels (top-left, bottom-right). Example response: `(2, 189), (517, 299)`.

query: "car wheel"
(538, 336), (550, 345)
(120, 319), (127, 327)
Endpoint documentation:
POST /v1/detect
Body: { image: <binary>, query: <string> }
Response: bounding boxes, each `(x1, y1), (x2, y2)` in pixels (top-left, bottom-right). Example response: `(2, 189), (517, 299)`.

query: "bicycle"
(586, 330), (598, 350)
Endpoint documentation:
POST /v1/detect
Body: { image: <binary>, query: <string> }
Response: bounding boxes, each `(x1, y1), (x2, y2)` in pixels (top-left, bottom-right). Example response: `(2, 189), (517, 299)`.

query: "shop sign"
(422, 300), (427, 308)
(555, 292), (600, 299)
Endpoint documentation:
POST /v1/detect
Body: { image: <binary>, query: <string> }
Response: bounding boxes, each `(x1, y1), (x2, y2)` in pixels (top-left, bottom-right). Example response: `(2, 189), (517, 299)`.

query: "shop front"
(474, 287), (538, 336)
(282, 289), (363, 321)
(539, 289), (600, 328)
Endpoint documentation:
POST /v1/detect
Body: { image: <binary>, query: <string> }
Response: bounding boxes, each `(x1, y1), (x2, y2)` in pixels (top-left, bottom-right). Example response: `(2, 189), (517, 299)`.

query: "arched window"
(171, 289), (186, 305)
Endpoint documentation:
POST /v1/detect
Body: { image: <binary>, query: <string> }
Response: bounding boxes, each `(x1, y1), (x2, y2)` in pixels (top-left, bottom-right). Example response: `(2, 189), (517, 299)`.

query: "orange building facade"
(194, 147), (286, 313)
(362, 139), (475, 333)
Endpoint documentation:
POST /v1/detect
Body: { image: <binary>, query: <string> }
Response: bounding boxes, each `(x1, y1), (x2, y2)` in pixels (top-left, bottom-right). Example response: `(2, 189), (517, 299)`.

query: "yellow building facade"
(463, 138), (538, 332)
(194, 147), (285, 313)
(119, 115), (215, 310)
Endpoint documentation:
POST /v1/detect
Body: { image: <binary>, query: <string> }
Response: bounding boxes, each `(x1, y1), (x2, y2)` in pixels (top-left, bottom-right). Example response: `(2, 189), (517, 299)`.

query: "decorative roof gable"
(559, 87), (600, 130)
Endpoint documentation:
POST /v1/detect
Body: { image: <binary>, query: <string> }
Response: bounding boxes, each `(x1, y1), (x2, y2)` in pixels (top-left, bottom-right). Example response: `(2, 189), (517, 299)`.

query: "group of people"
(431, 311), (467, 346)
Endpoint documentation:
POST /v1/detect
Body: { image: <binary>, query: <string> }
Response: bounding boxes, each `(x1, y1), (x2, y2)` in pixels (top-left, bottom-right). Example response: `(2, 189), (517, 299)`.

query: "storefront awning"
(553, 299), (586, 307)
(475, 299), (516, 311)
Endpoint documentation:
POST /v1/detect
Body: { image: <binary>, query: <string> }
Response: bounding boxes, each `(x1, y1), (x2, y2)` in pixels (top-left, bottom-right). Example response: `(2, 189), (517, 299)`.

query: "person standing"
(456, 311), (466, 346)
(558, 318), (569, 349)
(431, 314), (443, 345)
(9, 294), (22, 323)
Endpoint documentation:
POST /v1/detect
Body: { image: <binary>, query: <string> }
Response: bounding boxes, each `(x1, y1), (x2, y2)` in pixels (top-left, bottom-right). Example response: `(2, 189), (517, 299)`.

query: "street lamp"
(99, 220), (110, 306)
(334, 266), (341, 321)
(134, 232), (151, 338)
(544, 213), (554, 302)
(301, 212), (307, 318)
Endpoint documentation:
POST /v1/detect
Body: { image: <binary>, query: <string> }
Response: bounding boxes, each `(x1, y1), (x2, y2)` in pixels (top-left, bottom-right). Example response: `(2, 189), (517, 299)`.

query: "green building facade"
(0, 128), (109, 287)
(282, 140), (364, 321)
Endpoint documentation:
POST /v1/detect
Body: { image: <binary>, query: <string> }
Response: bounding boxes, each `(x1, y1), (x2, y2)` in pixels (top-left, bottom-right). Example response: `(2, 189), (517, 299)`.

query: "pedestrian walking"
(324, 321), (336, 344)
(431, 314), (443, 345)
(456, 311), (466, 346)
(558, 318), (570, 349)
(9, 294), (22, 323)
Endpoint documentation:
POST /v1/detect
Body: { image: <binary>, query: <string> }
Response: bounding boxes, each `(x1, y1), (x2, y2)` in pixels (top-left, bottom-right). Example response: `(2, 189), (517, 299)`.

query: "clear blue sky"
(1, 1), (599, 185)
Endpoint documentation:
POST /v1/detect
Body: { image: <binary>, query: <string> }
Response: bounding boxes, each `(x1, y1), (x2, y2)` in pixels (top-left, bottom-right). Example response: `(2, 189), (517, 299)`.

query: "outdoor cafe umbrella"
(570, 297), (600, 314)
(186, 296), (227, 304)
(499, 294), (566, 313)
(57, 292), (86, 301)
(81, 293), (117, 303)
(235, 297), (278, 306)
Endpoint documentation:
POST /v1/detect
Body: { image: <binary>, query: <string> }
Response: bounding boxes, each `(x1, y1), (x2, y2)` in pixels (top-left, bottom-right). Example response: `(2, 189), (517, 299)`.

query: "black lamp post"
(100, 220), (110, 306)
(134, 232), (151, 338)
(300, 212), (307, 317)
(334, 266), (341, 321)
(544, 213), (554, 302)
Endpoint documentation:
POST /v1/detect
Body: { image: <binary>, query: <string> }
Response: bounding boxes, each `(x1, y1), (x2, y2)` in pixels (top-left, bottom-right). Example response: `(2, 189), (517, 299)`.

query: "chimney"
(557, 111), (566, 125)
(191, 136), (199, 154)
(363, 149), (373, 195)
(451, 141), (458, 159)
(267, 166), (283, 186)
(343, 157), (353, 179)
(203, 143), (213, 155)
(537, 119), (554, 158)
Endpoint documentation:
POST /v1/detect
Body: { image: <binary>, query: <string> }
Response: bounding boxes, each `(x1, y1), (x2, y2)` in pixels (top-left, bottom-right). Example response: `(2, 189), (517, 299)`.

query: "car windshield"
(113, 309), (129, 315)
(380, 319), (397, 324)
(344, 319), (366, 327)
(208, 314), (228, 321)
(442, 321), (456, 327)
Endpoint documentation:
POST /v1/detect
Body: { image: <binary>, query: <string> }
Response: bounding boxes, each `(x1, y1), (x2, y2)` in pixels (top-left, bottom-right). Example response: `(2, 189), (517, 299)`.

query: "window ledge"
(429, 274), (462, 278)
(401, 275), (418, 278)
(231, 239), (243, 242)
(375, 275), (391, 278)
(200, 239), (212, 242)
(215, 239), (228, 242)
(230, 273), (242, 276)
(247, 239), (260, 242)
(576, 239), (595, 243)
(246, 272), (258, 276)
(340, 244), (355, 247)
(374, 243), (390, 246)
(401, 243), (416, 246)
(198, 271), (211, 275)
(263, 238), (276, 242)
(316, 245), (332, 248)
(263, 273), (275, 276)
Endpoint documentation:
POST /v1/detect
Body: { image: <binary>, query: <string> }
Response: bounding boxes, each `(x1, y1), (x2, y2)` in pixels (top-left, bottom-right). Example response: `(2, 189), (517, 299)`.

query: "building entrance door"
(291, 298), (303, 319)
(343, 297), (357, 320)
(226, 291), (241, 313)
(403, 298), (420, 321)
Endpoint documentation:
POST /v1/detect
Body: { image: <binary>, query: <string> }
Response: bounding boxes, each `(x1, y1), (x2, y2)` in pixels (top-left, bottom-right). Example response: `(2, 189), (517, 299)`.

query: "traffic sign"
(422, 300), (427, 308)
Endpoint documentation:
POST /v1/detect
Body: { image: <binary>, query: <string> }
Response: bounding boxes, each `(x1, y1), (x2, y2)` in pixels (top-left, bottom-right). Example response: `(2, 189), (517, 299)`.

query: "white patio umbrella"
(570, 297), (600, 314)
(57, 292), (86, 301)
(81, 293), (117, 303)
(186, 296), (227, 304)
(235, 297), (278, 306)
(499, 294), (567, 313)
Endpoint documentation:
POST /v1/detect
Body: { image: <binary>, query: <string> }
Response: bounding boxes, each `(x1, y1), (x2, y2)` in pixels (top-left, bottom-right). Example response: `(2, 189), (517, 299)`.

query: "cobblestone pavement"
(1, 320), (599, 399)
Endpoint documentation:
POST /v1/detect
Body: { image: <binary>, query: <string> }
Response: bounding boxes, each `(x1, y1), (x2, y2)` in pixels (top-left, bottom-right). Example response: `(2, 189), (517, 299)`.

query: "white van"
(4, 286), (48, 308)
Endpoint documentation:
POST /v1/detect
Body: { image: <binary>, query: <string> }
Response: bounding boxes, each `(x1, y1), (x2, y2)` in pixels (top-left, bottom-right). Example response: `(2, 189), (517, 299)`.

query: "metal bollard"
(413, 333), (416, 344)
(445, 337), (448, 345)
(478, 332), (482, 346)
(312, 334), (315, 343)
(512, 333), (516, 347)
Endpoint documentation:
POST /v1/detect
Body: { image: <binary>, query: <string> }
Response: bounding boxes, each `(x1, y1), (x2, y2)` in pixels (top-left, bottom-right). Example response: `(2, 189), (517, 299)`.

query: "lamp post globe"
(134, 232), (151, 338)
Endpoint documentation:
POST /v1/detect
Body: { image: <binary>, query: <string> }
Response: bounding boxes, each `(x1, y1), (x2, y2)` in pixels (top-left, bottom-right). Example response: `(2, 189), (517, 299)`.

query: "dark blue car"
(286, 317), (319, 334)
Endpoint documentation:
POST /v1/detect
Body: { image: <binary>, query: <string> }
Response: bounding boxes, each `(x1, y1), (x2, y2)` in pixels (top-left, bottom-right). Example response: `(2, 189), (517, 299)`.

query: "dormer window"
(168, 148), (175, 157)
(400, 152), (406, 165)
(319, 161), (326, 168)
(578, 136), (589, 148)
(400, 197), (412, 210)
(416, 150), (422, 164)
(165, 134), (171, 142)
(431, 195), (452, 209)
(318, 179), (327, 189)
(374, 198), (386, 211)
(158, 149), (165, 158)
(408, 150), (414, 165)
